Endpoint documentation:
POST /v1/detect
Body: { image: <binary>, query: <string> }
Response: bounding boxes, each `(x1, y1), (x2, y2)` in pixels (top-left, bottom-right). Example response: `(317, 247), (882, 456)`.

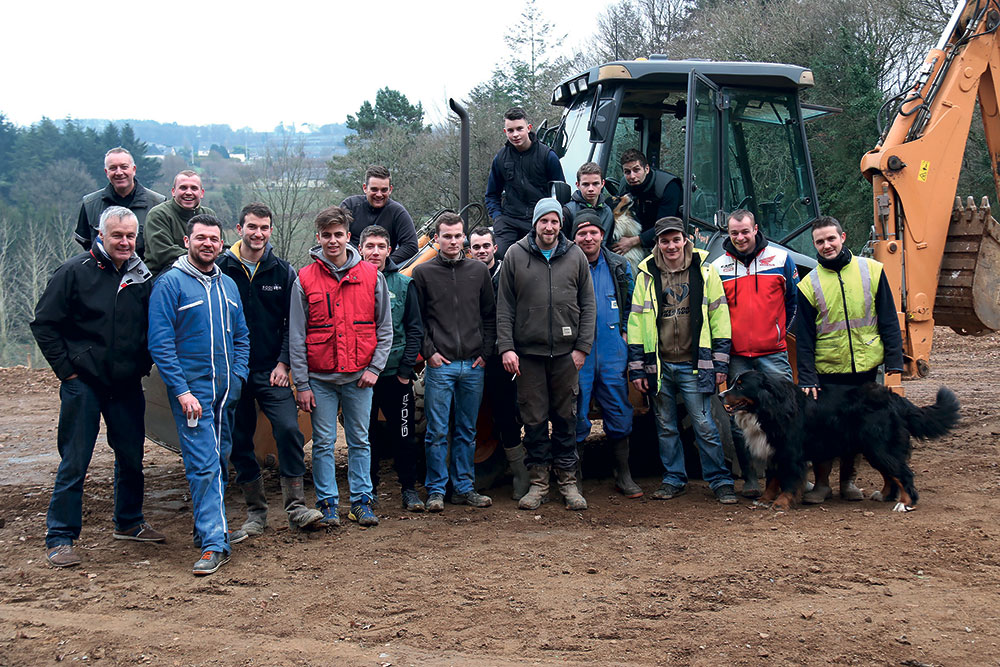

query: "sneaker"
(714, 484), (738, 504)
(651, 483), (686, 500)
(316, 499), (340, 527)
(450, 490), (493, 508)
(113, 522), (166, 542)
(348, 496), (379, 527)
(401, 489), (425, 512)
(192, 550), (229, 576)
(46, 544), (81, 568)
(426, 492), (445, 513)
(229, 528), (249, 544)
(741, 476), (762, 499)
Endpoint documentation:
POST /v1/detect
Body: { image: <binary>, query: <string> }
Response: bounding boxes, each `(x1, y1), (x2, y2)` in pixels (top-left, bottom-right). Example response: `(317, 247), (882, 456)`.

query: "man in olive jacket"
(145, 170), (216, 275)
(497, 198), (596, 511)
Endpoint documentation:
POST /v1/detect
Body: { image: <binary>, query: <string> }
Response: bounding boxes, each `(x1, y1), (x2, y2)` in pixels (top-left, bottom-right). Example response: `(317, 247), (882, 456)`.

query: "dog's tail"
(892, 387), (960, 439)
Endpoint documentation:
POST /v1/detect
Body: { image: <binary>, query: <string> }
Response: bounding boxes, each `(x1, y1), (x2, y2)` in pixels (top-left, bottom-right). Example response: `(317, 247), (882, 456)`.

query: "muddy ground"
(0, 326), (998, 666)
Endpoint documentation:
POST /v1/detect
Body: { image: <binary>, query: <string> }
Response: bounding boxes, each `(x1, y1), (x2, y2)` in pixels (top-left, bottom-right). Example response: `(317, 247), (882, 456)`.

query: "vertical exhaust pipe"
(449, 98), (471, 229)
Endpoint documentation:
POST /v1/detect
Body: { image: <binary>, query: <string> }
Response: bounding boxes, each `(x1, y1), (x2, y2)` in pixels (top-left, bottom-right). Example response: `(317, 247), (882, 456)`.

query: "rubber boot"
(518, 465), (550, 510)
(555, 467), (588, 510)
(231, 477), (268, 542)
(839, 456), (864, 501)
(280, 476), (324, 529)
(610, 437), (643, 498)
(505, 445), (531, 501)
(803, 461), (833, 504)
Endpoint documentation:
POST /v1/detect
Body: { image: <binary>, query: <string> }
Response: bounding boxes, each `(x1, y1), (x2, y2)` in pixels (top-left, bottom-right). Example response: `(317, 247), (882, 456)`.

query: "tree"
(346, 88), (427, 139)
(591, 0), (693, 63)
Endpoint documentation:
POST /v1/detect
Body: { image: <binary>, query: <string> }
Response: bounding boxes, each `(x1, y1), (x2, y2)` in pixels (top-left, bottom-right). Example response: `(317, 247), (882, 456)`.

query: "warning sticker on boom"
(918, 160), (930, 182)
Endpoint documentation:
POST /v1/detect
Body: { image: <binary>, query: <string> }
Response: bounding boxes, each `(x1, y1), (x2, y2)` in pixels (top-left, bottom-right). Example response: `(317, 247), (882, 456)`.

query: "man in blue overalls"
(149, 214), (250, 576)
(571, 211), (643, 498)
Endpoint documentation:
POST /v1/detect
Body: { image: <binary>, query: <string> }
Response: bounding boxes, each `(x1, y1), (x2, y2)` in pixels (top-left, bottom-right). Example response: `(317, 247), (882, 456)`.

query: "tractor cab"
(543, 56), (836, 261)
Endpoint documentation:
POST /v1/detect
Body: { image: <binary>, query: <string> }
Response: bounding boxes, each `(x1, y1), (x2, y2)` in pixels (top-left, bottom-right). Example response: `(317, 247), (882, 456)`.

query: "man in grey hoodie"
(289, 206), (392, 528)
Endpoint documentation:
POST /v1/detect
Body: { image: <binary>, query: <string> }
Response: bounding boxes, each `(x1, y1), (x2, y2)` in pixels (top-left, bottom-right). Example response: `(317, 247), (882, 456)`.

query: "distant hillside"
(55, 119), (352, 159)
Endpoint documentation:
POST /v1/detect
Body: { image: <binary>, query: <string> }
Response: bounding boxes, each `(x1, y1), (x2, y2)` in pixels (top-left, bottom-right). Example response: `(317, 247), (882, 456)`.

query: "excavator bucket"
(935, 197), (1000, 335)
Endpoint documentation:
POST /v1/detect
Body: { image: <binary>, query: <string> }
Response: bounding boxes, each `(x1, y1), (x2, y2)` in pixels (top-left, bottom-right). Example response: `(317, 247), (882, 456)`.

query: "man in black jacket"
(341, 165), (418, 265)
(614, 149), (681, 255)
(74, 147), (166, 259)
(412, 213), (497, 512)
(32, 206), (164, 568)
(216, 203), (324, 538)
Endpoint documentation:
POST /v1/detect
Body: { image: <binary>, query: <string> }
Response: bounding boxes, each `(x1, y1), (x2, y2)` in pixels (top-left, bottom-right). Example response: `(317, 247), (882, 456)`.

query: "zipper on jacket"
(547, 259), (554, 356)
(326, 293), (333, 319)
(836, 272), (857, 373)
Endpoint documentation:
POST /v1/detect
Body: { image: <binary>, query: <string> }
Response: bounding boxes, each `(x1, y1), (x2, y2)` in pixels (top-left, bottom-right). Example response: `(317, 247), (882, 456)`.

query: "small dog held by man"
(721, 370), (960, 512)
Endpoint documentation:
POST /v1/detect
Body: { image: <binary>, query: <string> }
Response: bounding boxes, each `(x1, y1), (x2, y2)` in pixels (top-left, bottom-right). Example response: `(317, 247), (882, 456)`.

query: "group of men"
(33, 105), (902, 577)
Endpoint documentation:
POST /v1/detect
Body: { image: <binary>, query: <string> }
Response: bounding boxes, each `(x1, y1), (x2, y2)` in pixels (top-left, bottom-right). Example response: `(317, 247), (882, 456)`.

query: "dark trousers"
(229, 370), (306, 483)
(517, 353), (579, 470)
(369, 373), (418, 491)
(494, 215), (532, 259)
(46, 378), (146, 547)
(485, 355), (521, 448)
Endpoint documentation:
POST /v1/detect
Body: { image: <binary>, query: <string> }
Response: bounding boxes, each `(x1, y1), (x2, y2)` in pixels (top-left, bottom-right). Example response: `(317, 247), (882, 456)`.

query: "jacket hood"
(570, 189), (609, 209)
(309, 242), (362, 277)
(172, 254), (221, 287)
(723, 230), (768, 265)
(92, 237), (151, 285)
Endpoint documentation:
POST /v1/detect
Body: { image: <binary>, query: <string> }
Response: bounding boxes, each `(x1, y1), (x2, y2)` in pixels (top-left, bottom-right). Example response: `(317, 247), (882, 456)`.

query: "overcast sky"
(3, 0), (611, 131)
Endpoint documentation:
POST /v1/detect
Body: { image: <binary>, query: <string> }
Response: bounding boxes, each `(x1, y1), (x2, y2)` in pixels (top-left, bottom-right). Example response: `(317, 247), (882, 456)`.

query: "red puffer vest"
(298, 259), (378, 373)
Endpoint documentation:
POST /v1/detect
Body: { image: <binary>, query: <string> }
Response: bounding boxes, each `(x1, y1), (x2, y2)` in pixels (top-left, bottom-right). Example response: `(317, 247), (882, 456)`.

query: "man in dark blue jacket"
(32, 206), (164, 569)
(614, 149), (682, 255)
(148, 215), (250, 576)
(216, 203), (324, 540)
(485, 107), (565, 257)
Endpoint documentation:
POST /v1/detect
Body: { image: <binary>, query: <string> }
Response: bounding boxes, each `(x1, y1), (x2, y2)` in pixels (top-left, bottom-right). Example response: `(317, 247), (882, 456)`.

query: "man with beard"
(148, 215), (249, 575)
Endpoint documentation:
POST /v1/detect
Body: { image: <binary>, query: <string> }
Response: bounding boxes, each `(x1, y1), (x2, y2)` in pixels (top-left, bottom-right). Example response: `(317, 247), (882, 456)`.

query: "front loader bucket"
(935, 196), (1000, 335)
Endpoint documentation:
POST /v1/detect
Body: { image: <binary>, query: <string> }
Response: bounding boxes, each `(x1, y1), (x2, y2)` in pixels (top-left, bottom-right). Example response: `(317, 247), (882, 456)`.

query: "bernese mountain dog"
(720, 370), (960, 512)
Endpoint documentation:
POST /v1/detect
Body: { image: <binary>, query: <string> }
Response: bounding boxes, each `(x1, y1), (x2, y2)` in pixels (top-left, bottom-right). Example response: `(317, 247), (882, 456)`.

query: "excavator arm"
(861, 0), (1000, 380)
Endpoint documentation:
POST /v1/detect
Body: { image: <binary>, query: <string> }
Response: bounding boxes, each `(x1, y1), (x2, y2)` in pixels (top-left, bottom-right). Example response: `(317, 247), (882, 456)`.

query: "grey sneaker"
(46, 544), (81, 568)
(651, 483), (686, 500)
(426, 493), (445, 513)
(450, 490), (493, 508)
(192, 550), (229, 576)
(113, 522), (166, 542)
(401, 489), (425, 512)
(714, 484), (738, 504)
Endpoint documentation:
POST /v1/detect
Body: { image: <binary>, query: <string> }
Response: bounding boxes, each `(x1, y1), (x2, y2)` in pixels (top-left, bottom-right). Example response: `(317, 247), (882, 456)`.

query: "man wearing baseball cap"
(497, 198), (595, 511)
(626, 217), (737, 504)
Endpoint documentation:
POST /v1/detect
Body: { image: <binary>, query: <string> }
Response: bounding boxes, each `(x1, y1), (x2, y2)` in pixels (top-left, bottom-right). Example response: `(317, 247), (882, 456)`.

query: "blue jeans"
(46, 378), (146, 548)
(310, 378), (374, 505)
(728, 352), (793, 382)
(652, 362), (733, 490)
(423, 359), (485, 495)
(171, 374), (242, 555)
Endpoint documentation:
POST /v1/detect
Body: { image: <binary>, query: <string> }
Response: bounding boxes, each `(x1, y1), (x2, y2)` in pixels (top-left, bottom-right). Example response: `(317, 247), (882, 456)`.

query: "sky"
(3, 0), (611, 131)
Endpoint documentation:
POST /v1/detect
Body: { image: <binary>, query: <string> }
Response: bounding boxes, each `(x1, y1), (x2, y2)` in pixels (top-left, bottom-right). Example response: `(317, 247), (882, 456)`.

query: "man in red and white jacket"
(711, 209), (798, 498)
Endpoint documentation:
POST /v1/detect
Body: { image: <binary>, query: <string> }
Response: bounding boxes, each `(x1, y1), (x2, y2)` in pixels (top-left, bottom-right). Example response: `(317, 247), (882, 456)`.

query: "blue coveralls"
(576, 252), (633, 442)
(148, 260), (249, 554)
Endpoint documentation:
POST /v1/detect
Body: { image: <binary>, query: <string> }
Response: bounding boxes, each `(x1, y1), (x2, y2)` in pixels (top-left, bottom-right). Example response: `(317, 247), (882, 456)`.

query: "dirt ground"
(0, 327), (998, 666)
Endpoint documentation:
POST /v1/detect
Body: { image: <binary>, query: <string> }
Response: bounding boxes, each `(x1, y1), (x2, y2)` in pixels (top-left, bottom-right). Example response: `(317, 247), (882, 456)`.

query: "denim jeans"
(423, 359), (485, 495)
(230, 370), (307, 483)
(46, 378), (146, 548)
(727, 352), (793, 480)
(310, 378), (374, 505)
(652, 362), (733, 490)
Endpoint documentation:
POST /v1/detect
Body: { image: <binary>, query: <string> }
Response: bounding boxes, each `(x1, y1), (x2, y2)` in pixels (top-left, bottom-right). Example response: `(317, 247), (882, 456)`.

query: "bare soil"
(1, 327), (998, 666)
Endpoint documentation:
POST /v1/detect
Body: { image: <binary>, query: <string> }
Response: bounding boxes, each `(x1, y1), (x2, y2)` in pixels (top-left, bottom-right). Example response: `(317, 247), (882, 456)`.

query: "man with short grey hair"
(74, 148), (166, 259)
(34, 205), (163, 569)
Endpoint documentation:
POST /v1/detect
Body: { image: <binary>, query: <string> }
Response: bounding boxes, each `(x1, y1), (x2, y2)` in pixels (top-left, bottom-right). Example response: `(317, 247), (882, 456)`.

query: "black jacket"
(602, 248), (634, 331)
(412, 253), (496, 362)
(31, 245), (153, 387)
(341, 194), (419, 265)
(74, 181), (166, 259)
(485, 131), (565, 222)
(628, 169), (682, 247)
(216, 242), (295, 373)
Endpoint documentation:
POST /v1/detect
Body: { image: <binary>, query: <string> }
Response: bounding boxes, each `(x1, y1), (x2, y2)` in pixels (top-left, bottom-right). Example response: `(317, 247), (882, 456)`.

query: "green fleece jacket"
(144, 198), (217, 275)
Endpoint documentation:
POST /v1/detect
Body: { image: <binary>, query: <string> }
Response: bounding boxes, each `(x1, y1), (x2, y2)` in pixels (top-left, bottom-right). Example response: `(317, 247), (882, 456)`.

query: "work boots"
(610, 437), (643, 498)
(505, 445), (531, 501)
(555, 467), (588, 510)
(231, 477), (269, 542)
(280, 476), (324, 529)
(518, 465), (550, 510)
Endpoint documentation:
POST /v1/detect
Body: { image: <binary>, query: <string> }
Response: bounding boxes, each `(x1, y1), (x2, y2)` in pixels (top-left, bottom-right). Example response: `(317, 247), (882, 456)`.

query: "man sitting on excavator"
(613, 149), (682, 257)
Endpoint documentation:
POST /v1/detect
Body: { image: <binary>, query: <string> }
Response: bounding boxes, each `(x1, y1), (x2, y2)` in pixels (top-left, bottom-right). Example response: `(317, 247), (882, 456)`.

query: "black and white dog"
(720, 370), (960, 512)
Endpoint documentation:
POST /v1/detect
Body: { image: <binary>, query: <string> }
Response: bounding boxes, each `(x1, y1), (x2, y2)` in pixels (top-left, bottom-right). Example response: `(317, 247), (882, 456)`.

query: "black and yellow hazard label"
(918, 160), (930, 182)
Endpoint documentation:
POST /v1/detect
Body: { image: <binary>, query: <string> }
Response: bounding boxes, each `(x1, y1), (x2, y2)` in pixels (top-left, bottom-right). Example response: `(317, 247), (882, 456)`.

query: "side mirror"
(589, 98), (615, 143)
(550, 181), (572, 206)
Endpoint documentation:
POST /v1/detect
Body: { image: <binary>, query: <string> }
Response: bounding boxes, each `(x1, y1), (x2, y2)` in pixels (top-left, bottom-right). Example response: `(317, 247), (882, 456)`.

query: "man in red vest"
(289, 206), (393, 528)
